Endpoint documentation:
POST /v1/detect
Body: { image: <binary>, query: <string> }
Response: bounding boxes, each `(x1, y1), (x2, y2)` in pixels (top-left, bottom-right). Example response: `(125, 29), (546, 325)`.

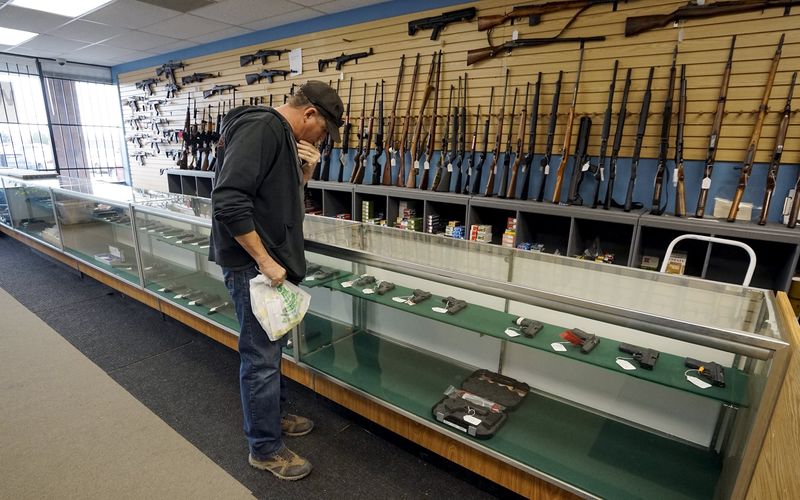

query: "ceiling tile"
(103, 30), (181, 51)
(0, 5), (71, 32)
(242, 8), (321, 31)
(4, 47), (61, 59)
(188, 25), (251, 44)
(13, 34), (90, 53)
(47, 20), (121, 43)
(290, 0), (331, 6)
(192, 0), (300, 26)
(315, 0), (388, 14)
(139, 13), (233, 39)
(72, 43), (142, 60)
(149, 39), (195, 54)
(82, 0), (183, 30)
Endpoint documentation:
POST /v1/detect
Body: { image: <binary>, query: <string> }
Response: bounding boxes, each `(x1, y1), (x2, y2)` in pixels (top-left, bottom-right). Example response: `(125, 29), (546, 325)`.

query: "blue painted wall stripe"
(111, 0), (468, 79)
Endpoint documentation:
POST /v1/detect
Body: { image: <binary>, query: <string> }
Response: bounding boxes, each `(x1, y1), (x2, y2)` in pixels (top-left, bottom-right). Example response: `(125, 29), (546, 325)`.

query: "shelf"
(63, 247), (140, 285)
(145, 274), (238, 332)
(324, 274), (748, 407)
(639, 214), (800, 245)
(301, 325), (722, 500)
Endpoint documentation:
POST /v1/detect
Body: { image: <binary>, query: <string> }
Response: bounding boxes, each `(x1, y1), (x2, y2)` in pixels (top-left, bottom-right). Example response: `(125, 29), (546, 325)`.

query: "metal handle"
(660, 234), (756, 287)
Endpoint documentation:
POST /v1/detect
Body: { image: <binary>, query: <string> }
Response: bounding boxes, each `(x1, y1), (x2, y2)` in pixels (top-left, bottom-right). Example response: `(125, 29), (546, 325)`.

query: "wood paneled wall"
(118, 0), (800, 192)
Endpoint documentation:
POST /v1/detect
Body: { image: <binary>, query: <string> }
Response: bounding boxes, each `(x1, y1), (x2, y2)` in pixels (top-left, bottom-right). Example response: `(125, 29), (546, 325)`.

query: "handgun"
(685, 357), (725, 387)
(560, 328), (600, 354)
(618, 343), (660, 370)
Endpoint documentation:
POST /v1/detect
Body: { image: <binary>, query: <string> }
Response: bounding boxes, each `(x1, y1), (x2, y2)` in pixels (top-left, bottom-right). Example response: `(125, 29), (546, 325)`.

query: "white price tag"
(392, 296), (408, 303)
(673, 174), (678, 187)
(109, 245), (122, 259)
(600, 167), (605, 181)
(431, 306), (448, 313)
(687, 375), (712, 389)
(391, 157), (396, 167)
(341, 281), (353, 288)
(447, 163), (453, 172)
(511, 30), (519, 41)
(551, 342), (567, 352)
(463, 415), (482, 426)
(303, 276), (316, 282)
(413, 160), (420, 170)
(424, 161), (430, 170)
(504, 328), (521, 337)
(616, 359), (636, 371)
(581, 161), (591, 172)
(701, 177), (712, 190)
(361, 288), (374, 295)
(544, 164), (551, 175)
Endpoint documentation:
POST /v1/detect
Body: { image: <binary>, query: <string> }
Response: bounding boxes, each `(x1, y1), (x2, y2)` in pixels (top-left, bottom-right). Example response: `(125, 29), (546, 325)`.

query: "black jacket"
(209, 106), (306, 282)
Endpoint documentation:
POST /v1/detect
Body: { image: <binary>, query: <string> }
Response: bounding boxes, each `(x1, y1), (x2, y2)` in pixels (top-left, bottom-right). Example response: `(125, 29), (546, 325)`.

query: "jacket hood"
(220, 105), (277, 137)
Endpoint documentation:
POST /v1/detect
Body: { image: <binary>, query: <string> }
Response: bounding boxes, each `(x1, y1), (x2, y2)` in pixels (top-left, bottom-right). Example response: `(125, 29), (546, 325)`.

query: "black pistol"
(685, 357), (725, 387)
(618, 343), (660, 370)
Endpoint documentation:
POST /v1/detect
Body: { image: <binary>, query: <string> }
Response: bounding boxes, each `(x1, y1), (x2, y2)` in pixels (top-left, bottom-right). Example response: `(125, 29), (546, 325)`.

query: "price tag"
(447, 163), (453, 172)
(303, 276), (316, 282)
(392, 296), (408, 303)
(414, 160), (420, 170)
(424, 161), (430, 170)
(701, 177), (712, 190)
(544, 164), (550, 175)
(687, 375), (712, 389)
(673, 174), (679, 186)
(361, 288), (374, 295)
(341, 280), (353, 288)
(431, 306), (448, 313)
(463, 415), (482, 426)
(581, 161), (591, 172)
(511, 30), (519, 41)
(109, 245), (123, 260)
(616, 359), (636, 371)
(504, 328), (521, 337)
(391, 157), (396, 167)
(550, 342), (567, 352)
(600, 167), (605, 181)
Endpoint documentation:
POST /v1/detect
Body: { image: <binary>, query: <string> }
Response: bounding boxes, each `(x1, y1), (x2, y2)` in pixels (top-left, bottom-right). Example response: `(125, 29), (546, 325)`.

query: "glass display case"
(298, 215), (791, 500)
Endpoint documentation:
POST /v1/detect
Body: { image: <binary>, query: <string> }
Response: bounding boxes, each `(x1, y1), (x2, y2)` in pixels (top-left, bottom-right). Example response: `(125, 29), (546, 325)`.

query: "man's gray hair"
(287, 90), (311, 107)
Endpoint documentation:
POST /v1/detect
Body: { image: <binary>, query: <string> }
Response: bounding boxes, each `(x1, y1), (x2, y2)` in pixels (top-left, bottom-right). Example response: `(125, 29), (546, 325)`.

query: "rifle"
(349, 83), (369, 183)
(131, 150), (153, 166)
(135, 78), (159, 95)
(239, 48), (290, 66)
(462, 105), (481, 195)
(203, 84), (238, 99)
(507, 83), (530, 199)
(201, 105), (214, 171)
(519, 73), (542, 200)
(478, 0), (621, 32)
(651, 46), (678, 215)
(419, 52), (441, 190)
(728, 34), (785, 222)
(497, 87), (518, 198)
(406, 51), (438, 188)
(178, 95), (191, 169)
(245, 69), (293, 85)
(674, 64), (688, 217)
(467, 36), (605, 66)
(145, 98), (165, 115)
(318, 48), (374, 72)
(484, 69), (510, 197)
(209, 103), (222, 171)
(788, 175), (800, 228)
(624, 66), (655, 212)
(625, 0), (797, 37)
(371, 80), (385, 185)
(121, 96), (142, 113)
(319, 80), (340, 181)
(408, 7), (476, 40)
(396, 54), (421, 187)
(181, 72), (218, 85)
(604, 68), (632, 210)
(383, 55), (405, 185)
(338, 78), (354, 182)
(155, 60), (184, 86)
(589, 61), (617, 208)
(536, 71), (562, 202)
(165, 83), (180, 98)
(432, 85), (454, 192)
(455, 74), (468, 192)
(437, 81), (460, 193)
(552, 43), (585, 204)
(470, 87), (494, 195)
(565, 116), (592, 205)
(759, 71), (796, 225)
(359, 82), (379, 184)
(696, 36), (736, 218)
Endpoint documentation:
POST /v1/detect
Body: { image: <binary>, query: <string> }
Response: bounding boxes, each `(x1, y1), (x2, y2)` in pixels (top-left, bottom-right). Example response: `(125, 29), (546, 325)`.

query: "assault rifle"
(371, 80), (385, 185)
(178, 95), (191, 169)
(121, 96), (143, 113)
(245, 69), (293, 85)
(203, 84), (238, 99)
(318, 48), (374, 72)
(239, 49), (290, 66)
(432, 85), (454, 192)
(519, 73), (541, 200)
(506, 83), (530, 199)
(349, 83), (368, 183)
(478, 0), (622, 32)
(729, 34), (785, 222)
(181, 73), (217, 85)
(419, 53), (442, 190)
(625, 0), (797, 37)
(408, 7), (476, 40)
(651, 47), (678, 215)
(589, 60), (617, 208)
(674, 64), (688, 217)
(156, 60), (184, 86)
(469, 87), (493, 195)
(552, 44), (585, 204)
(131, 150), (153, 166)
(135, 78), (160, 95)
(696, 36), (736, 218)
(455, 74), (468, 193)
(497, 87), (518, 198)
(406, 51), (438, 188)
(483, 69), (510, 197)
(467, 36), (605, 66)
(565, 116), (592, 205)
(624, 67), (654, 212)
(396, 54), (421, 186)
(338, 78), (353, 182)
(536, 71), (562, 202)
(382, 55), (405, 185)
(165, 83), (179, 98)
(759, 71), (796, 225)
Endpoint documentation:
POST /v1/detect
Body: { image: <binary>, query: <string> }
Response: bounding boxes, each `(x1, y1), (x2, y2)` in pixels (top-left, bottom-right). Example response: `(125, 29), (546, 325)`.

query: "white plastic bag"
(249, 274), (310, 341)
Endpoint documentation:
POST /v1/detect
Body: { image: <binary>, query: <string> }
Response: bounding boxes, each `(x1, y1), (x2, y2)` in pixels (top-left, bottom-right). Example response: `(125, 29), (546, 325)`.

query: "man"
(209, 81), (343, 481)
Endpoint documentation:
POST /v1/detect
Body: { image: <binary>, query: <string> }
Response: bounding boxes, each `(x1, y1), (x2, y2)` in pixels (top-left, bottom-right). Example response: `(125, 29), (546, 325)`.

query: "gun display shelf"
(165, 168), (215, 198)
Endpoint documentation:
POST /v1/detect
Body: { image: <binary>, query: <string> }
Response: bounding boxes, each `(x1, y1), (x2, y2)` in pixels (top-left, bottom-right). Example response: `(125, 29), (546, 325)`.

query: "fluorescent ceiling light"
(10, 0), (113, 18)
(0, 26), (38, 46)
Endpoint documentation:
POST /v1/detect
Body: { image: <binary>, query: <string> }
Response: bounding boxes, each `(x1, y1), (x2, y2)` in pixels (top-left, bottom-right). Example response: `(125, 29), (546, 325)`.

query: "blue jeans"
(223, 264), (287, 459)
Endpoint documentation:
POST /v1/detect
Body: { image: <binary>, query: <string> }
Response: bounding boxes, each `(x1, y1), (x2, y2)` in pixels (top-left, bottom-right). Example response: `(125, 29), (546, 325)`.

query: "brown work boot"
(249, 445), (312, 481)
(281, 414), (314, 437)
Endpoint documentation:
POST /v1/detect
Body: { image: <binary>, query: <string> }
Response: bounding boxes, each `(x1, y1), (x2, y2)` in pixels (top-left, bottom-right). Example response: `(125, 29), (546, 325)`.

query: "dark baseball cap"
(300, 80), (344, 142)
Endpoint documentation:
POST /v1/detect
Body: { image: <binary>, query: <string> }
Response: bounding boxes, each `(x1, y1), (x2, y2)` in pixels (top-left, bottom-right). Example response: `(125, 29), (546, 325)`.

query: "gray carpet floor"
(0, 233), (521, 499)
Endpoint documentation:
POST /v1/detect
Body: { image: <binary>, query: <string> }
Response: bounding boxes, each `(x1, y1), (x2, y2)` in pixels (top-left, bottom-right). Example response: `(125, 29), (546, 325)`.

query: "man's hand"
(297, 140), (320, 177)
(257, 257), (287, 287)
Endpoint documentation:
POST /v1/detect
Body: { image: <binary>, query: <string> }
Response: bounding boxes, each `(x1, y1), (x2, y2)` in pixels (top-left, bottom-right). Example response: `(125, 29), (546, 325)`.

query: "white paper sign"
(551, 342), (567, 352)
(616, 359), (636, 371)
(687, 375), (712, 389)
(289, 48), (302, 76)
(109, 245), (123, 260)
